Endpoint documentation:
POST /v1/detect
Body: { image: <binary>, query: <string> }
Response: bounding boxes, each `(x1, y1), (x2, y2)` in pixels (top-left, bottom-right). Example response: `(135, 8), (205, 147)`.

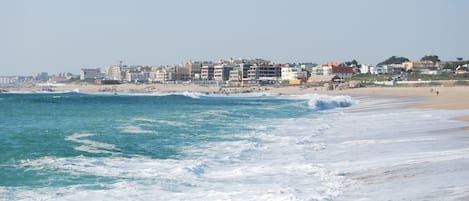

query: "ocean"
(1, 92), (469, 200)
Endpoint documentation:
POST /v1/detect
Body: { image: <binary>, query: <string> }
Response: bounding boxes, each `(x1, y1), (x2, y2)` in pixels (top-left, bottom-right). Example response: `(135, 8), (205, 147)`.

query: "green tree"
(420, 55), (440, 63)
(378, 56), (410, 65)
(343, 59), (359, 67)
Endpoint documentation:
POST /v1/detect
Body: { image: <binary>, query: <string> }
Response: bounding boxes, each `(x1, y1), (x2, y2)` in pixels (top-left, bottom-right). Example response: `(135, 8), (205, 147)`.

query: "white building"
(0, 76), (17, 86)
(359, 64), (373, 74)
(80, 68), (104, 81)
(154, 69), (174, 83)
(125, 71), (152, 83)
(312, 66), (333, 76)
(214, 64), (234, 81)
(311, 65), (353, 78)
(281, 67), (307, 81)
(370, 66), (385, 75)
(200, 64), (215, 80)
(299, 63), (317, 71)
(107, 65), (121, 81)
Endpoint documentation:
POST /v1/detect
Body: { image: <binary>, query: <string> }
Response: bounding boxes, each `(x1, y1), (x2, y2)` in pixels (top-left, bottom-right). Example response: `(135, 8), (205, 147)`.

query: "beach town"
(2, 56), (469, 124)
(1, 56), (469, 91)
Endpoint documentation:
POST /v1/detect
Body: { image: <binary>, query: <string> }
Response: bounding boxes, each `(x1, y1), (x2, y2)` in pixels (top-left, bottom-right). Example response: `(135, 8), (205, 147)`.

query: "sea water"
(1, 92), (469, 200)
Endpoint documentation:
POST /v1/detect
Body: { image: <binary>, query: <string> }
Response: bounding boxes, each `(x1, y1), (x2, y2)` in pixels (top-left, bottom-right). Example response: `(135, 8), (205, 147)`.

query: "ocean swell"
(309, 94), (353, 110)
(283, 94), (354, 110)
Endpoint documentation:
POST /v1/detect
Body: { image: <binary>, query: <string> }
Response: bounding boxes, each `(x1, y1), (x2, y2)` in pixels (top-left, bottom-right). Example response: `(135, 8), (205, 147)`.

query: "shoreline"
(2, 83), (469, 128)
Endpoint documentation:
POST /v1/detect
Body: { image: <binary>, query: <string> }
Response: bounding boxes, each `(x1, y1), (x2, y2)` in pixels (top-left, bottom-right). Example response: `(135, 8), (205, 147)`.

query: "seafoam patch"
(65, 133), (118, 154)
(120, 125), (157, 134)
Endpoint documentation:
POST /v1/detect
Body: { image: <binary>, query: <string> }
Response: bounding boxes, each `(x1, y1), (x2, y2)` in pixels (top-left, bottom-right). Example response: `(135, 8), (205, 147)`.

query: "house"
(359, 64), (373, 74)
(370, 66), (385, 75)
(311, 62), (353, 78)
(455, 65), (469, 74)
(403, 61), (436, 72)
(281, 66), (307, 81)
(331, 66), (353, 79)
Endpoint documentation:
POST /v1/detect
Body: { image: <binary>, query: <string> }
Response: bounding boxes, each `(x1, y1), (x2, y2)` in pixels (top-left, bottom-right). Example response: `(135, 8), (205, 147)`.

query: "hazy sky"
(1, 0), (468, 75)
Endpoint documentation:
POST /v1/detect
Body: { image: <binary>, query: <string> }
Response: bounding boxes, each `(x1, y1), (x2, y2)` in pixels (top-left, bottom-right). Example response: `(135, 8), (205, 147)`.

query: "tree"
(420, 55), (440, 63)
(343, 59), (359, 67)
(378, 56), (410, 65)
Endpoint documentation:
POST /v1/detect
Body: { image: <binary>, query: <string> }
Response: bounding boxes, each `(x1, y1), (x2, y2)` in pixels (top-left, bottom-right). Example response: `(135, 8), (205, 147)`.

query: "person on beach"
(436, 90), (440, 96)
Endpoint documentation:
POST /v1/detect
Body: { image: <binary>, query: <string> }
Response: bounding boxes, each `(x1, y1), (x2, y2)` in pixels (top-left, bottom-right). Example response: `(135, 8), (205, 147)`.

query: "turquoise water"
(0, 92), (353, 200)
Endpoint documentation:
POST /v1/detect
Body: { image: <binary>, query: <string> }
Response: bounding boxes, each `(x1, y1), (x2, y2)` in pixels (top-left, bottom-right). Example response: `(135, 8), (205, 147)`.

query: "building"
(0, 76), (17, 86)
(281, 67), (307, 81)
(299, 63), (317, 71)
(154, 69), (175, 83)
(184, 61), (203, 80)
(403, 61), (436, 72)
(247, 64), (281, 83)
(370, 66), (385, 75)
(34, 72), (49, 82)
(311, 63), (353, 78)
(200, 63), (215, 80)
(213, 64), (234, 81)
(175, 65), (191, 81)
(455, 65), (469, 74)
(229, 69), (242, 83)
(331, 66), (353, 78)
(107, 65), (122, 81)
(80, 68), (104, 81)
(359, 64), (373, 74)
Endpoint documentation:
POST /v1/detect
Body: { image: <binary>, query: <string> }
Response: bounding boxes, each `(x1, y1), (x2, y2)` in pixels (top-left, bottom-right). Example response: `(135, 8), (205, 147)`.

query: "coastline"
(2, 83), (469, 128)
(2, 83), (469, 200)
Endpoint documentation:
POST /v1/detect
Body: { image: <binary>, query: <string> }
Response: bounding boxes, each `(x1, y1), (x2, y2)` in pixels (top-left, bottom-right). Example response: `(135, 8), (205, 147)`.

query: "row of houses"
(359, 61), (450, 75)
(79, 58), (468, 85)
(80, 58), (355, 84)
(0, 72), (71, 86)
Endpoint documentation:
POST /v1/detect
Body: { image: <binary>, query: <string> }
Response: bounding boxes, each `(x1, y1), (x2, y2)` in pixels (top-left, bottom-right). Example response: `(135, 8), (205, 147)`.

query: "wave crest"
(308, 94), (353, 110)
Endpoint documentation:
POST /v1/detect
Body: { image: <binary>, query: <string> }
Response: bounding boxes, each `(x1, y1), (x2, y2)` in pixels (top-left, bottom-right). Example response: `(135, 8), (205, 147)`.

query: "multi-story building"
(214, 64), (234, 81)
(359, 64), (373, 74)
(80, 68), (104, 81)
(175, 65), (191, 81)
(34, 72), (49, 82)
(281, 67), (307, 81)
(154, 69), (175, 83)
(247, 64), (281, 83)
(200, 63), (215, 80)
(0, 76), (17, 86)
(229, 69), (242, 82)
(107, 65), (122, 81)
(184, 61), (203, 80)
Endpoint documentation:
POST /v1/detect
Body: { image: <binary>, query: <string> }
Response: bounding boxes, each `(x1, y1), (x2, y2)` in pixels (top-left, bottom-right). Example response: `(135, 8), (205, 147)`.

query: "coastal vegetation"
(378, 56), (410, 65)
(420, 55), (441, 63)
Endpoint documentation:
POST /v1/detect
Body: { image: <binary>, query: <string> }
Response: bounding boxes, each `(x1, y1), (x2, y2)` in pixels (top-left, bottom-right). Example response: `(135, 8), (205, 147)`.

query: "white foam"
(133, 117), (188, 127)
(280, 93), (356, 110)
(65, 133), (117, 154)
(120, 125), (158, 134)
(6, 95), (469, 201)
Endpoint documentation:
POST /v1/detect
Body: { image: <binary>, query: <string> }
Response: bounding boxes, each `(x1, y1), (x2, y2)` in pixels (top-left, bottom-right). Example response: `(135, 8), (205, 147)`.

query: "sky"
(1, 0), (469, 75)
